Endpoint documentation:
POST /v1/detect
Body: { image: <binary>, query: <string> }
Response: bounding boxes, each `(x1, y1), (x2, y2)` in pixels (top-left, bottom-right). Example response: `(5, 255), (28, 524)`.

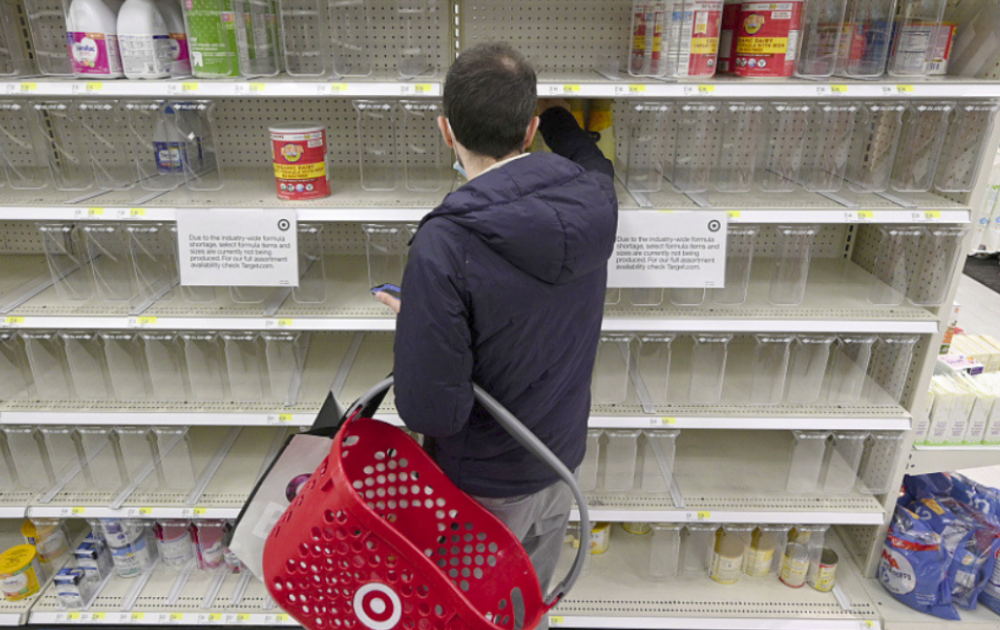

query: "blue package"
(879, 505), (960, 620)
(979, 546), (1000, 615)
(905, 473), (953, 502)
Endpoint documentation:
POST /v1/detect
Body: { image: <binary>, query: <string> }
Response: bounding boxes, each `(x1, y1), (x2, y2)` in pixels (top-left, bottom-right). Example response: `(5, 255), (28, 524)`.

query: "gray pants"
(475, 479), (575, 630)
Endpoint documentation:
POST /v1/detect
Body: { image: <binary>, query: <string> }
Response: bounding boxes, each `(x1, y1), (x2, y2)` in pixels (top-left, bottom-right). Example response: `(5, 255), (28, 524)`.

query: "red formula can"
(734, 1), (805, 78)
(717, 0), (742, 74)
(269, 123), (331, 201)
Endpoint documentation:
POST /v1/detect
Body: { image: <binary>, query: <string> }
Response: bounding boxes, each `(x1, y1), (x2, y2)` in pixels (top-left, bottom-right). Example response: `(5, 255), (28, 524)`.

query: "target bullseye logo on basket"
(354, 583), (402, 630)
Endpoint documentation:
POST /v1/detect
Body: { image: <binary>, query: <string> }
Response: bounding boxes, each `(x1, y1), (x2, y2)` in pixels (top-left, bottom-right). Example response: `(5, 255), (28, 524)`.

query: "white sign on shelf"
(607, 211), (727, 289)
(176, 210), (299, 287)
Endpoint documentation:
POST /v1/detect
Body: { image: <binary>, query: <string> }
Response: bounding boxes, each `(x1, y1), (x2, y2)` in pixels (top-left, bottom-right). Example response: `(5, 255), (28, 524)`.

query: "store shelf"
(0, 520), (76, 625)
(568, 431), (885, 525)
(0, 76), (442, 98)
(20, 532), (882, 629)
(0, 330), (911, 431)
(549, 531), (879, 629)
(28, 563), (294, 626)
(536, 75), (1000, 100)
(2, 422), (885, 525)
(0, 257), (941, 334)
(0, 168), (972, 222)
(4, 76), (997, 100)
(907, 445), (1000, 475)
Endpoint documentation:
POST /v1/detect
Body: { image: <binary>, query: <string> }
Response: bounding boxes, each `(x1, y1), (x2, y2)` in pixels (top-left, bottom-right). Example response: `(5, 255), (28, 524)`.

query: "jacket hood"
(420, 152), (618, 285)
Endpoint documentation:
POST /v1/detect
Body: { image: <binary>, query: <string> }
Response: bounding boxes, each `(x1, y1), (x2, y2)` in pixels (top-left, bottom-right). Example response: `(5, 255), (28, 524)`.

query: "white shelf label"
(607, 211), (728, 289)
(176, 210), (299, 287)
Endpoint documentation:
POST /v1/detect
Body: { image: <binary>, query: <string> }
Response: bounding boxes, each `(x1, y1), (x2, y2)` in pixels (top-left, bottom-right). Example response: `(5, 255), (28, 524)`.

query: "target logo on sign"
(353, 583), (402, 630)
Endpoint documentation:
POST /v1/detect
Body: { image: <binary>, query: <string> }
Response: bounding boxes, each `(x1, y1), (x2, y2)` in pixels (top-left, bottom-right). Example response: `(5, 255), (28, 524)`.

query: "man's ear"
(437, 116), (455, 149)
(523, 116), (540, 150)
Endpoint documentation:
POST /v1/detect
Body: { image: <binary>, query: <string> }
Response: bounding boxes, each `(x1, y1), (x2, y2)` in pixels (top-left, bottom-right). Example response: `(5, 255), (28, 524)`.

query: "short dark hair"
(444, 43), (537, 160)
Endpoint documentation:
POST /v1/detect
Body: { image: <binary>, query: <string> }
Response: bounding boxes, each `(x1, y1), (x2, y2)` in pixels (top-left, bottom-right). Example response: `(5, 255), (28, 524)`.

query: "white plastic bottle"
(156, 0), (191, 76)
(117, 0), (173, 79)
(65, 0), (124, 78)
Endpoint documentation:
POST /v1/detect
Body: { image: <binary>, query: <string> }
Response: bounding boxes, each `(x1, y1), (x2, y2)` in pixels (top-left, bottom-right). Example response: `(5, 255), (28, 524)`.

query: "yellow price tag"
(20, 82), (36, 91)
(194, 507), (207, 515)
(209, 614), (223, 622)
(278, 414), (294, 423)
(698, 85), (715, 93)
(86, 82), (103, 91)
(276, 615), (289, 623)
(628, 84), (646, 93)
(925, 211), (942, 220)
(831, 85), (849, 93)
(182, 82), (199, 92)
(249, 83), (266, 92)
(71, 507), (86, 515)
(237, 614), (251, 623)
(5, 316), (24, 325)
(862, 622), (876, 629)
(67, 613), (81, 621)
(727, 210), (741, 219)
(88, 207), (104, 216)
(92, 613), (106, 621)
(129, 208), (146, 217)
(697, 511), (711, 519)
(897, 85), (915, 93)
(414, 84), (433, 93)
(170, 613), (184, 622)
(858, 211), (874, 219)
(278, 318), (293, 326)
(562, 84), (580, 94)
(331, 83), (349, 93)
(549, 617), (564, 627)
(139, 507), (153, 515)
(660, 417), (676, 425)
(136, 316), (158, 326)
(131, 613), (145, 621)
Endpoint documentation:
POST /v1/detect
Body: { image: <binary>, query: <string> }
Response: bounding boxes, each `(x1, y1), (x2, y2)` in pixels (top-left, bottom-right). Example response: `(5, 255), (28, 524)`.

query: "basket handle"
(342, 377), (591, 607)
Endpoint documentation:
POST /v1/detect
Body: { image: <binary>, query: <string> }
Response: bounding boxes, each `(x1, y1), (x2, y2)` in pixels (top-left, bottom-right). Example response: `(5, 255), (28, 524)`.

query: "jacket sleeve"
(393, 228), (475, 439)
(539, 106), (615, 181)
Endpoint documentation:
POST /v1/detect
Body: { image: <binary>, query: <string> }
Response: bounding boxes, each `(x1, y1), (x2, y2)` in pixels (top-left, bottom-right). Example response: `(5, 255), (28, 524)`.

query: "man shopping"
(376, 42), (618, 609)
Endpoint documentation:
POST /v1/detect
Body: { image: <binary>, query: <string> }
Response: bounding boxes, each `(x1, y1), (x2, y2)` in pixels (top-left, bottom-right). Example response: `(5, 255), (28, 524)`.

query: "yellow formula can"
(590, 523), (612, 554)
(622, 522), (652, 535)
(0, 545), (41, 601)
(807, 548), (838, 592)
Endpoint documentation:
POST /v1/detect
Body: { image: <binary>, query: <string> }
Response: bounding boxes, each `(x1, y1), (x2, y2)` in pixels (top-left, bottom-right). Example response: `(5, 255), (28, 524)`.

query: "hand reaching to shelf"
(538, 98), (572, 114)
(376, 291), (401, 314)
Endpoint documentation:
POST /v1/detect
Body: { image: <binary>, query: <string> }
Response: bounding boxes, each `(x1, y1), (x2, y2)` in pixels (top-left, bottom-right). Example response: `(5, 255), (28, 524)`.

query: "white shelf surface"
(23, 526), (883, 630)
(2, 75), (442, 98)
(29, 564), (294, 626)
(0, 166), (972, 223)
(908, 445), (1000, 475)
(4, 75), (999, 99)
(0, 257), (940, 334)
(550, 531), (880, 629)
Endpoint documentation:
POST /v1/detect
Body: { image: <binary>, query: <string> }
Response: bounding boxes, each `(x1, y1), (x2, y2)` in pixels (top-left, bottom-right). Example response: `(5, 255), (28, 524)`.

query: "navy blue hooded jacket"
(394, 107), (618, 498)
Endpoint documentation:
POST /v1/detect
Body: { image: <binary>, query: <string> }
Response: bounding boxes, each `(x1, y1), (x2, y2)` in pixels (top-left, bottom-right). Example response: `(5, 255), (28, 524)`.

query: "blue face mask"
(453, 159), (467, 180)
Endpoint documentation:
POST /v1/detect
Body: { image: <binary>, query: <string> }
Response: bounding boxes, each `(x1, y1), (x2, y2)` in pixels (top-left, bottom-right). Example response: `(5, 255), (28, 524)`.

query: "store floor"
(957, 272), (1000, 335)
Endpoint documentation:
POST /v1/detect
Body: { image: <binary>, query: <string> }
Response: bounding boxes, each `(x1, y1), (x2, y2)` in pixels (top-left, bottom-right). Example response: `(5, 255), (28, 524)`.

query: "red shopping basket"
(263, 377), (590, 630)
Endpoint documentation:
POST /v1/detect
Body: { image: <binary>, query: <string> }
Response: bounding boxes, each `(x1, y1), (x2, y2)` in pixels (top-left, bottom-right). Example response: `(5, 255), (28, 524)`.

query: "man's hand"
(538, 98), (572, 114)
(376, 291), (401, 314)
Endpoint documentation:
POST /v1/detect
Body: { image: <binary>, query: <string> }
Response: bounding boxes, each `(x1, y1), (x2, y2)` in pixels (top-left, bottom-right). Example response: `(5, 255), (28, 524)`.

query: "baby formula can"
(665, 0), (724, 77)
(780, 542), (809, 587)
(807, 548), (838, 592)
(269, 123), (331, 201)
(0, 545), (41, 602)
(734, 1), (805, 78)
